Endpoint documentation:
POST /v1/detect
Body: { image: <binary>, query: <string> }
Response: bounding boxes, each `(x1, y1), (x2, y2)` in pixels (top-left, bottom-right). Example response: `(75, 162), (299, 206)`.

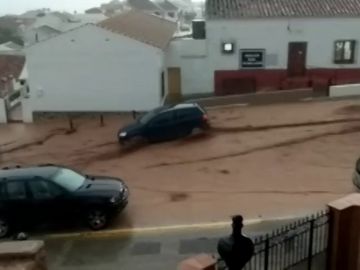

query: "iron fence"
(244, 210), (329, 270)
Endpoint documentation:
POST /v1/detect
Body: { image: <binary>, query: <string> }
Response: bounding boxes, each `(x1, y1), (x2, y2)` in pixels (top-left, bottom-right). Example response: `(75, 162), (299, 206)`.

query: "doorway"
(287, 42), (307, 77)
(167, 67), (181, 102)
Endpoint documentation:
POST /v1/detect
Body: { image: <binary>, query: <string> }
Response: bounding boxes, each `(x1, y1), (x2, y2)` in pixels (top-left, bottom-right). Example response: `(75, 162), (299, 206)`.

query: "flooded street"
(1, 99), (359, 229)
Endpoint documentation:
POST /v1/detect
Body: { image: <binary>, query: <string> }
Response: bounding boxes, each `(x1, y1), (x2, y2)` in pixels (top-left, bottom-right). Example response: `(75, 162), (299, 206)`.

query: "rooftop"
(97, 10), (177, 49)
(206, 0), (360, 19)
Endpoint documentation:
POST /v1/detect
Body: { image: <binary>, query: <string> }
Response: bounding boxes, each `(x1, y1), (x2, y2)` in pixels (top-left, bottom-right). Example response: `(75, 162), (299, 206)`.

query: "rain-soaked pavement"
(43, 219), (298, 270)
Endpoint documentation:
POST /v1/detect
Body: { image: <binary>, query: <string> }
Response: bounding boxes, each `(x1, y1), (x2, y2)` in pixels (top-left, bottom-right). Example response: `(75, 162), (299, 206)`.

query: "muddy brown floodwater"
(1, 99), (360, 229)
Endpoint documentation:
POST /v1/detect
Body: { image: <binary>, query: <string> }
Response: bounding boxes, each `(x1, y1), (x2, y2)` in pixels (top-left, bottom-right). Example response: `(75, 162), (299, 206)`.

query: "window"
(51, 168), (85, 191)
(151, 112), (174, 126)
(29, 180), (63, 199)
(334, 40), (356, 64)
(6, 181), (27, 200)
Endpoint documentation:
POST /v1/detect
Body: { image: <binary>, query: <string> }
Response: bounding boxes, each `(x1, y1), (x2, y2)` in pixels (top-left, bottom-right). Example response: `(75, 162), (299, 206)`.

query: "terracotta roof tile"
(97, 10), (177, 49)
(206, 0), (360, 19)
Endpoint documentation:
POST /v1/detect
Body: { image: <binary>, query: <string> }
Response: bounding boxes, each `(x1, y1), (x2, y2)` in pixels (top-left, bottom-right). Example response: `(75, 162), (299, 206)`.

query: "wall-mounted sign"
(240, 49), (265, 68)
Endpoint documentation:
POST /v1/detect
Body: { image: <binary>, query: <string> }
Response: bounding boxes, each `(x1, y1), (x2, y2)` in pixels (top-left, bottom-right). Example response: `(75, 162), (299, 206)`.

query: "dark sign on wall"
(240, 49), (265, 68)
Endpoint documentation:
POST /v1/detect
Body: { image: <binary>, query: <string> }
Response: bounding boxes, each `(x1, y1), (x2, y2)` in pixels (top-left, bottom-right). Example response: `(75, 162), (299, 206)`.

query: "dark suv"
(118, 103), (209, 144)
(0, 165), (129, 237)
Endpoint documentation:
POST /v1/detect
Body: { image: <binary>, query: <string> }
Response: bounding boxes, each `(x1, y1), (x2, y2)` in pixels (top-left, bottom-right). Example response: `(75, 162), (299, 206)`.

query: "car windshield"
(51, 168), (85, 191)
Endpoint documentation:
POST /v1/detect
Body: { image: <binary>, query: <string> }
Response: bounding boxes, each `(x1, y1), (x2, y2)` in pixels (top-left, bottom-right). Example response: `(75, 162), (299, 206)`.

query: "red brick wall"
(215, 68), (360, 96)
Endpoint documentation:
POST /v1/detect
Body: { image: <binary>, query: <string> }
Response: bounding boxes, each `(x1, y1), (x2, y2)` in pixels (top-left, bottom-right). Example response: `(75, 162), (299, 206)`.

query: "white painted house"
(24, 11), (177, 122)
(166, 0), (360, 96)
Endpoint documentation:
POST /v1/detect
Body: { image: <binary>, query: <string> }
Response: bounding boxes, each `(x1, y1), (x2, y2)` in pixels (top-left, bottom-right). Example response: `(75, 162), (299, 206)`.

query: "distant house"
(24, 10), (177, 122)
(101, 0), (126, 15)
(0, 42), (22, 51)
(0, 42), (23, 55)
(22, 12), (107, 46)
(157, 0), (179, 18)
(126, 0), (165, 17)
(19, 9), (51, 19)
(85, 7), (104, 14)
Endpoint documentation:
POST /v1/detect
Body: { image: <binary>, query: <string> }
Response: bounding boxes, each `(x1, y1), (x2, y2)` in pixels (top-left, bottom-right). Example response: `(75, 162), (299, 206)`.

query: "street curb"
(45, 215), (303, 240)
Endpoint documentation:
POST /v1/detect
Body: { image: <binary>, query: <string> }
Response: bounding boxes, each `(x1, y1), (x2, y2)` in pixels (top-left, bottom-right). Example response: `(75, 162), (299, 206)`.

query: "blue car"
(118, 103), (209, 144)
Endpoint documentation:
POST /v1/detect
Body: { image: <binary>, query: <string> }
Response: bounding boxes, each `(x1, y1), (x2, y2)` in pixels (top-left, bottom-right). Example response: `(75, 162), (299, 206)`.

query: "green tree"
(0, 27), (23, 46)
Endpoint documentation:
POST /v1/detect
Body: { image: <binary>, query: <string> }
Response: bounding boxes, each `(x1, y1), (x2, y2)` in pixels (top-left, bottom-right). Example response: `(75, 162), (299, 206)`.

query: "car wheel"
(122, 136), (144, 149)
(0, 217), (10, 238)
(87, 209), (108, 230)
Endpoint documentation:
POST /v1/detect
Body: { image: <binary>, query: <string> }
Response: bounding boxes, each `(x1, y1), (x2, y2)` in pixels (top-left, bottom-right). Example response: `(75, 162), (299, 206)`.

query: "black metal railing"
(244, 210), (329, 270)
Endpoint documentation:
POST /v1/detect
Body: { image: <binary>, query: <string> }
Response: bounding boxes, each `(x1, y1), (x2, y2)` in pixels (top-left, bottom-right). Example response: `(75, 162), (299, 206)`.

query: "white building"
(24, 10), (177, 122)
(166, 0), (360, 97)
(125, 0), (165, 16)
(157, 0), (180, 19)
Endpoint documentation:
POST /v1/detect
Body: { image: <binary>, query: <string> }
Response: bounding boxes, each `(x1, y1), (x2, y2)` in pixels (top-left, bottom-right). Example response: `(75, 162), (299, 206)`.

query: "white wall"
(207, 18), (360, 69)
(329, 83), (360, 97)
(22, 98), (33, 123)
(166, 17), (360, 95)
(25, 24), (163, 114)
(0, 99), (7, 123)
(166, 38), (211, 95)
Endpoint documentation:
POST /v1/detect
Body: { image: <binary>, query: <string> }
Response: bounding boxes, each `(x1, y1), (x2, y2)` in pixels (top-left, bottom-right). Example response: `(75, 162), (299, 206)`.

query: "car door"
(175, 108), (198, 137)
(27, 178), (68, 226)
(4, 180), (32, 229)
(145, 111), (176, 141)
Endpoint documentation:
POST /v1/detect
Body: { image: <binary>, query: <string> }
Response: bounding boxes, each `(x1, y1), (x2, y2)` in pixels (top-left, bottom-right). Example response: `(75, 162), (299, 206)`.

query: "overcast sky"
(0, 0), (108, 15)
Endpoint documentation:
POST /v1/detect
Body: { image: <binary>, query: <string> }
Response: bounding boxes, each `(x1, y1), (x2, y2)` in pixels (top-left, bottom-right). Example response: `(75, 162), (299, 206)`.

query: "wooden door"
(167, 67), (181, 100)
(287, 42), (307, 77)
